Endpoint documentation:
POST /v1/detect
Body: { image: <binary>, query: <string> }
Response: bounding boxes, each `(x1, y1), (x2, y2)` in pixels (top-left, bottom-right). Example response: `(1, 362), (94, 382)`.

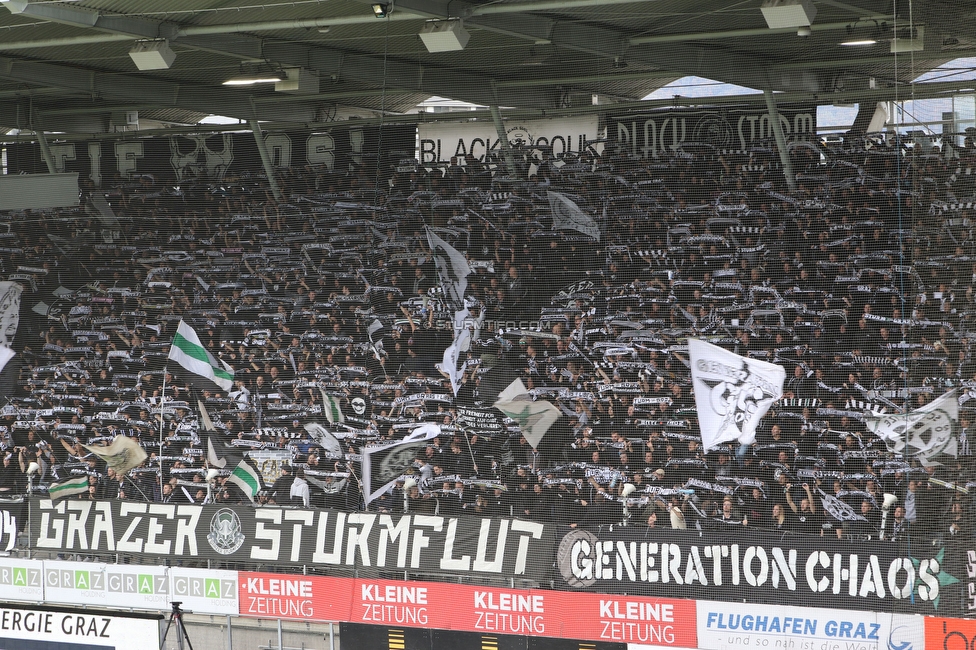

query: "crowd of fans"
(2, 129), (976, 550)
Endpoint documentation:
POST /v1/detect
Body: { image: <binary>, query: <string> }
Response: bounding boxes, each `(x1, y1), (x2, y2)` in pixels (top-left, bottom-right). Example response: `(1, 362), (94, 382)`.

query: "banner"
(926, 616), (976, 650)
(240, 571), (695, 647)
(43, 560), (171, 611)
(6, 125), (416, 185)
(697, 600), (922, 650)
(418, 116), (601, 164)
(29, 500), (554, 582)
(0, 604), (160, 648)
(609, 105), (816, 157)
(0, 557), (43, 603)
(554, 526), (964, 615)
(362, 425), (441, 503)
(170, 567), (239, 616)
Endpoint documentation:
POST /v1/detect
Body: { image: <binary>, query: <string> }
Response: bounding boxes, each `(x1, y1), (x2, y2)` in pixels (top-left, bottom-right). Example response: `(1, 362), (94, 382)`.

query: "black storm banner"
(609, 105), (817, 157)
(28, 499), (554, 582)
(555, 526), (962, 615)
(6, 125), (416, 184)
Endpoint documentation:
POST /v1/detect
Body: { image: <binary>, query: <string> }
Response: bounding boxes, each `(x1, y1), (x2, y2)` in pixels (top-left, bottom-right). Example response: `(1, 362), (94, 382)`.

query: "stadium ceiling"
(0, 0), (969, 135)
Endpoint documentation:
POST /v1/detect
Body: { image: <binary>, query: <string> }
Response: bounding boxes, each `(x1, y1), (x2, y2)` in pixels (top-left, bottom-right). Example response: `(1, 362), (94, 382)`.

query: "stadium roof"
(0, 0), (969, 134)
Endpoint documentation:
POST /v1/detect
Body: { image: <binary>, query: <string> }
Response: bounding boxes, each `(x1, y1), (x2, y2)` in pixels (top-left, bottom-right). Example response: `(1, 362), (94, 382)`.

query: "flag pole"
(158, 368), (167, 496)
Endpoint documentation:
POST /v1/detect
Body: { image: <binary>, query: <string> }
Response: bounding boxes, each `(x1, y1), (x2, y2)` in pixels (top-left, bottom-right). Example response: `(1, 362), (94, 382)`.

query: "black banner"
(554, 526), (961, 615)
(28, 500), (554, 582)
(6, 125), (416, 184)
(609, 105), (817, 157)
(0, 499), (23, 553)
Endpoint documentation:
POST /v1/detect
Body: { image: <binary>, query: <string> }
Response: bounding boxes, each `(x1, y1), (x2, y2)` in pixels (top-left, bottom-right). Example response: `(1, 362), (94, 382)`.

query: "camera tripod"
(159, 601), (194, 650)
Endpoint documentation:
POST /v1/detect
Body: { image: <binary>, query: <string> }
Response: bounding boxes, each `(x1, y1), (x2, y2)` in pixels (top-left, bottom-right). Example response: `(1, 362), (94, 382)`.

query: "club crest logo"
(207, 508), (245, 555)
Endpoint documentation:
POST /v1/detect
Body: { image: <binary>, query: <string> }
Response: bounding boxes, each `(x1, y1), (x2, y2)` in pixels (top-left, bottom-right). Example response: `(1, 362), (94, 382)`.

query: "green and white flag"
(320, 388), (345, 425)
(207, 435), (262, 502)
(48, 475), (89, 501)
(493, 378), (561, 449)
(168, 320), (234, 392)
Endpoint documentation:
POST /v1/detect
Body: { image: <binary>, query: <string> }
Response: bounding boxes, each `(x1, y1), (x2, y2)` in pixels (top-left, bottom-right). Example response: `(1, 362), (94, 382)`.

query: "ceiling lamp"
(841, 20), (882, 46)
(760, 0), (816, 29)
(129, 40), (176, 71)
(372, 3), (390, 18)
(223, 62), (284, 86)
(419, 19), (470, 53)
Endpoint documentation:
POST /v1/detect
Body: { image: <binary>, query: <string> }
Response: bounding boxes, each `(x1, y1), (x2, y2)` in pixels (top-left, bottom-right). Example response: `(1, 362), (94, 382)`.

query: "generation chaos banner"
(555, 526), (961, 615)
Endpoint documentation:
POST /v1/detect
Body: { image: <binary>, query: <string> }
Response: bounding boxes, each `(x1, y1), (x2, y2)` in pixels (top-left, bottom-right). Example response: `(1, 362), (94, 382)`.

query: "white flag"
(864, 390), (959, 466)
(0, 282), (23, 347)
(688, 338), (785, 452)
(493, 378), (561, 449)
(436, 326), (470, 396)
(547, 191), (600, 241)
(426, 227), (470, 308)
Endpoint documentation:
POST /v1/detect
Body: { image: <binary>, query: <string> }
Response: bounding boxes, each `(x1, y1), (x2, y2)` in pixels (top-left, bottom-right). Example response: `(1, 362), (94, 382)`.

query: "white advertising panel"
(0, 557), (43, 603)
(418, 116), (601, 164)
(170, 567), (239, 615)
(696, 600), (924, 650)
(43, 561), (170, 612)
(0, 605), (159, 649)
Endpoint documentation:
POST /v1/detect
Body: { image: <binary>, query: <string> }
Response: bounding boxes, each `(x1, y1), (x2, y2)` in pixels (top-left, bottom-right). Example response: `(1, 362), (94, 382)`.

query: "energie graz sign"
(28, 500), (553, 581)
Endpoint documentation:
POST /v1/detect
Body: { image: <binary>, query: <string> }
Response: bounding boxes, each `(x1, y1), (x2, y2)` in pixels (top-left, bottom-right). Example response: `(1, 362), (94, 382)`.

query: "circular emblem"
(506, 126), (533, 148)
(692, 115), (733, 147)
(207, 508), (245, 555)
(352, 397), (367, 416)
(556, 528), (599, 588)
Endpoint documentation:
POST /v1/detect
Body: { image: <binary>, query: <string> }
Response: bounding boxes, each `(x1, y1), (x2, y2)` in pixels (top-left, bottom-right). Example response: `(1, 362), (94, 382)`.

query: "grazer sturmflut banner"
(28, 499), (554, 582)
(609, 104), (817, 157)
(6, 125), (416, 184)
(555, 527), (962, 615)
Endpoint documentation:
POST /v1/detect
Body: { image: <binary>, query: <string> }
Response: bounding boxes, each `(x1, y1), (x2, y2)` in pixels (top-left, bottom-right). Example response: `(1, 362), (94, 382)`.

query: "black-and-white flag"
(0, 282), (22, 347)
(819, 490), (867, 523)
(426, 227), (470, 308)
(361, 424), (441, 504)
(864, 390), (959, 467)
(547, 191), (600, 241)
(304, 423), (343, 458)
(689, 338), (785, 452)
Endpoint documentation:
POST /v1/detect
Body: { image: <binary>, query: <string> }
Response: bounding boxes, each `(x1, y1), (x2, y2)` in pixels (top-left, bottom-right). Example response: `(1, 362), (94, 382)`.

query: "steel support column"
(249, 119), (283, 202)
(763, 88), (796, 192)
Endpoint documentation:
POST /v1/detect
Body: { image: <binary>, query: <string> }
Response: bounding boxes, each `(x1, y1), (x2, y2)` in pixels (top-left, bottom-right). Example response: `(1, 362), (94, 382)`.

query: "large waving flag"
(361, 424), (441, 504)
(82, 436), (148, 475)
(547, 191), (600, 241)
(426, 228), (470, 309)
(864, 390), (959, 467)
(689, 338), (785, 452)
(168, 320), (234, 392)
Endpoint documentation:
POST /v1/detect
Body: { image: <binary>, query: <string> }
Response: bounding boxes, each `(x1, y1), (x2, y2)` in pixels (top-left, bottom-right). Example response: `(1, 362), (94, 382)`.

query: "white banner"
(689, 338), (784, 452)
(170, 567), (239, 615)
(0, 557), (43, 603)
(696, 600), (923, 650)
(0, 604), (159, 648)
(418, 116), (601, 164)
(43, 560), (171, 612)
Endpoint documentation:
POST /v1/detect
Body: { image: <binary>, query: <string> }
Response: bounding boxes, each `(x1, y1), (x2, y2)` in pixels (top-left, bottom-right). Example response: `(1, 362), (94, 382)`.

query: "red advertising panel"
(238, 572), (354, 622)
(551, 591), (696, 648)
(926, 616), (976, 650)
(238, 571), (697, 648)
